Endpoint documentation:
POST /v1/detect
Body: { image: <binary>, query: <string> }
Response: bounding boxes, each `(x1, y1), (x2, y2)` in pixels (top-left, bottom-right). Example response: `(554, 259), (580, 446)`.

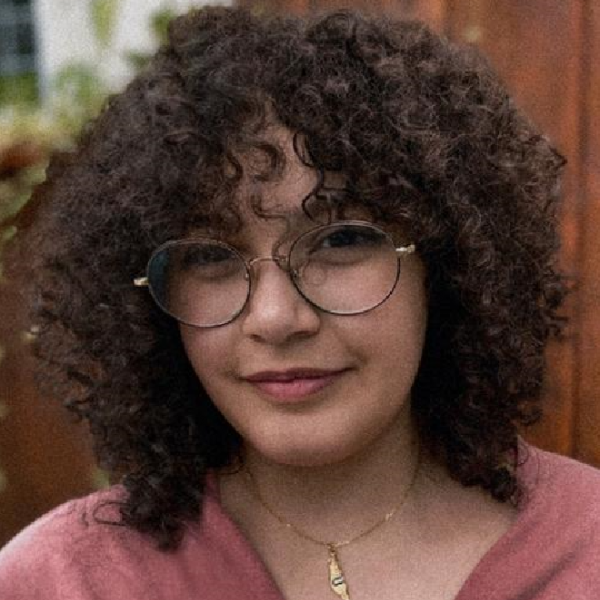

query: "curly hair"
(21, 6), (566, 549)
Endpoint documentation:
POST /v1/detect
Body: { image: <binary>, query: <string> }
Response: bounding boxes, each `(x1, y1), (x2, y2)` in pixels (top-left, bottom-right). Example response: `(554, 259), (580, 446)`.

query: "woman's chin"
(243, 428), (376, 470)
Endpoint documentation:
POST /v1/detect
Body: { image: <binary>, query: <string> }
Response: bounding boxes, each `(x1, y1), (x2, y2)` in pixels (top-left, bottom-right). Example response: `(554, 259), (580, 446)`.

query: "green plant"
(50, 64), (109, 138)
(125, 7), (176, 71)
(0, 73), (38, 106)
(90, 0), (120, 48)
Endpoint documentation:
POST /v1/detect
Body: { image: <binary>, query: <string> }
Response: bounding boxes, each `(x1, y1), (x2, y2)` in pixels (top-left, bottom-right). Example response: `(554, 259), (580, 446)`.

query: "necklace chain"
(244, 446), (421, 549)
(244, 447), (420, 600)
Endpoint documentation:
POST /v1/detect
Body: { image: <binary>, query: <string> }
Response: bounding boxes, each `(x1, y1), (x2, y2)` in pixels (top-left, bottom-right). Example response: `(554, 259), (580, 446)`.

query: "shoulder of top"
(529, 445), (600, 482)
(0, 485), (132, 564)
(522, 444), (600, 511)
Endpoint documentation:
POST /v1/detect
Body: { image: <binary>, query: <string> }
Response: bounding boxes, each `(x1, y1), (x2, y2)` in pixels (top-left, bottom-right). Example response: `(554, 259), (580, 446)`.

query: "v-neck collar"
(203, 442), (545, 600)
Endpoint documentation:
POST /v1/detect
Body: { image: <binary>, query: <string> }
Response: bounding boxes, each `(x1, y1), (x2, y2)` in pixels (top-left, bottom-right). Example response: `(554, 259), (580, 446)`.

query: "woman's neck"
(222, 412), (421, 544)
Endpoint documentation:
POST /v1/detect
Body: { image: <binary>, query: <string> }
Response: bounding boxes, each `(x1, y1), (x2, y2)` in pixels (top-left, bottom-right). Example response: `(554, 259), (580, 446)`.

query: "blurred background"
(0, 0), (598, 547)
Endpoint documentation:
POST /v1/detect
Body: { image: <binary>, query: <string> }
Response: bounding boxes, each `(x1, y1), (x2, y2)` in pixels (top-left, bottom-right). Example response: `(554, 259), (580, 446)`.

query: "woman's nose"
(240, 259), (321, 345)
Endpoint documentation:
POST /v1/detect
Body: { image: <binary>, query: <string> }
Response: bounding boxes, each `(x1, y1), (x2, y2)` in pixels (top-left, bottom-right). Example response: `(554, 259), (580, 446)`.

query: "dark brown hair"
(23, 6), (566, 549)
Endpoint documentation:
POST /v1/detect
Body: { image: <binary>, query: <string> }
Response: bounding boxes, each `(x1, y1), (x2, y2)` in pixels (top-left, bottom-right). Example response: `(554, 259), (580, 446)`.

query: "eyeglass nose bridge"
(246, 254), (291, 273)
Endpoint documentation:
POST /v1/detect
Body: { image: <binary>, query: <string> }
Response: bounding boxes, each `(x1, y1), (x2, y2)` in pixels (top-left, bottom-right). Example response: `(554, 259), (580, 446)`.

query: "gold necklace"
(245, 450), (420, 600)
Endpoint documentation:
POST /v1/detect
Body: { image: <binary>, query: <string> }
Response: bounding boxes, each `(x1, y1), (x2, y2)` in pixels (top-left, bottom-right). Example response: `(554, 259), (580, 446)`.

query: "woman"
(1, 6), (599, 600)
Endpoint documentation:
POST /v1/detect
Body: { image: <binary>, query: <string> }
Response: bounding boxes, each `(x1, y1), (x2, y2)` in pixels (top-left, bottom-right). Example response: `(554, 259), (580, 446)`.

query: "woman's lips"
(244, 369), (347, 402)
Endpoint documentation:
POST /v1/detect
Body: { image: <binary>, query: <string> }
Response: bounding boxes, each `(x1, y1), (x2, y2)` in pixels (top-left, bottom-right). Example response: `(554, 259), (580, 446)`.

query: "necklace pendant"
(328, 544), (350, 600)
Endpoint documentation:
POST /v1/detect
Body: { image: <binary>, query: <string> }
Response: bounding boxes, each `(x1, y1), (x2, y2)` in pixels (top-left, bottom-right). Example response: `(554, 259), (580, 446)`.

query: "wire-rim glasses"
(134, 220), (416, 328)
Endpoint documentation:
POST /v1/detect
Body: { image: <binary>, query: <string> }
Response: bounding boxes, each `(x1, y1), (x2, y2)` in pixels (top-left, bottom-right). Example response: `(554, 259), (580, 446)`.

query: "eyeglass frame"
(133, 219), (416, 328)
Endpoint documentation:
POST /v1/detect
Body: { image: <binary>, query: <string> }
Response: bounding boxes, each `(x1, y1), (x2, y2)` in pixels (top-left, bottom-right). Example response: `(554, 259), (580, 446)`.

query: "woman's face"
(180, 130), (428, 467)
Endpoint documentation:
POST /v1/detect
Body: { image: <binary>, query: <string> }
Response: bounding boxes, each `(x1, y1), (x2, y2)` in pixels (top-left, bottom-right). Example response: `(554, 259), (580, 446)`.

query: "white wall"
(33, 0), (232, 98)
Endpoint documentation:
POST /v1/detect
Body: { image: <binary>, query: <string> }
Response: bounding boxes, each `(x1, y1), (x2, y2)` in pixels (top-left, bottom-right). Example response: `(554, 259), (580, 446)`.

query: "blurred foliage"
(0, 63), (107, 276)
(151, 6), (177, 41)
(125, 7), (176, 71)
(0, 0), (119, 284)
(91, 467), (111, 490)
(0, 73), (38, 106)
(90, 0), (120, 48)
(0, 109), (74, 282)
(0, 2), (178, 284)
(50, 64), (109, 137)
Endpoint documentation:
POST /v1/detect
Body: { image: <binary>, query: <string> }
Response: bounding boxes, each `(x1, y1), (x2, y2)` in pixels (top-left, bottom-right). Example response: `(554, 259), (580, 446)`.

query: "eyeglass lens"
(146, 223), (401, 327)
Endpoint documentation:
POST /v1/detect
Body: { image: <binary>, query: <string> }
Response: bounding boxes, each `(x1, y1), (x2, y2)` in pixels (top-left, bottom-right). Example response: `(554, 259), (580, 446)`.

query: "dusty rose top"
(1, 444), (600, 599)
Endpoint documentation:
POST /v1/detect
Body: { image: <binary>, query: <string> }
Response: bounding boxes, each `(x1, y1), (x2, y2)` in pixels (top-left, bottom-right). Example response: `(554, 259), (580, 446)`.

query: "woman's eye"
(317, 228), (381, 250)
(182, 245), (233, 267)
(172, 245), (242, 281)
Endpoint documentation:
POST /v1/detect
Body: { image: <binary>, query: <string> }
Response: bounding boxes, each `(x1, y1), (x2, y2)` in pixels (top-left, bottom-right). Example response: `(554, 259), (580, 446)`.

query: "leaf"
(0, 225), (17, 244)
(0, 225), (17, 281)
(0, 191), (30, 224)
(51, 63), (107, 136)
(150, 8), (177, 44)
(90, 0), (119, 48)
(124, 50), (151, 72)
(91, 468), (110, 489)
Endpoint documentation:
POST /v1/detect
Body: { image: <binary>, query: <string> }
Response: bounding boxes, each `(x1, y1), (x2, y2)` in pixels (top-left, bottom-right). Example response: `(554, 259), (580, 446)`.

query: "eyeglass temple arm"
(395, 243), (416, 256)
